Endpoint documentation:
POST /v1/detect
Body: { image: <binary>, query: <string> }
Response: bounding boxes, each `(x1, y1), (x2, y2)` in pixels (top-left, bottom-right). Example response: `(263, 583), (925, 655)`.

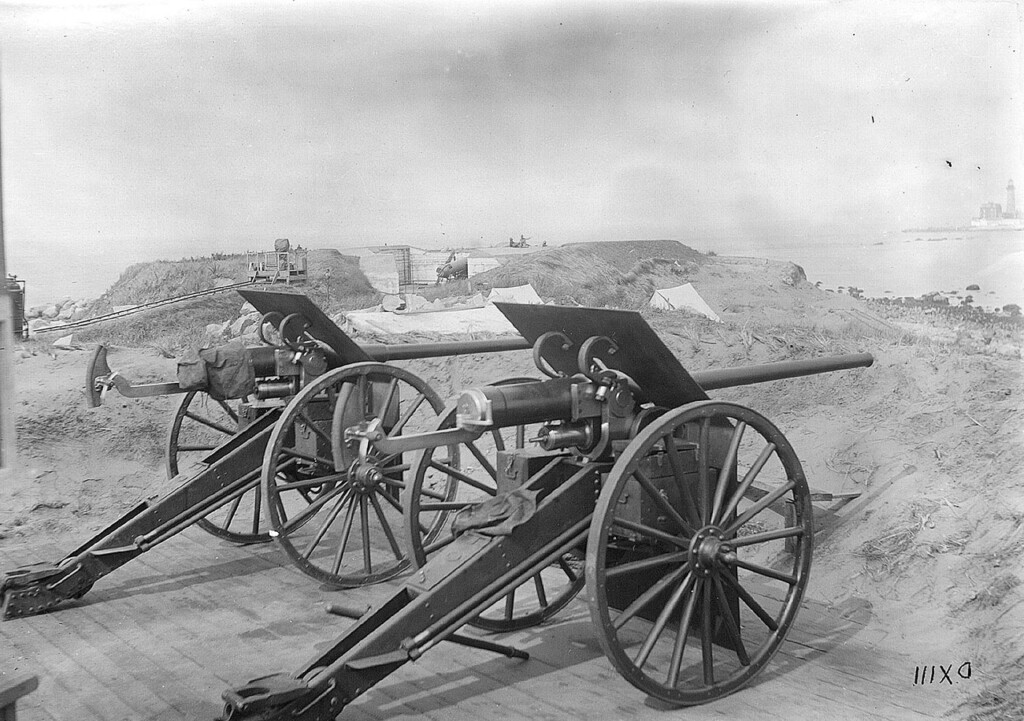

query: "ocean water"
(6, 230), (1023, 311)
(709, 229), (1024, 312)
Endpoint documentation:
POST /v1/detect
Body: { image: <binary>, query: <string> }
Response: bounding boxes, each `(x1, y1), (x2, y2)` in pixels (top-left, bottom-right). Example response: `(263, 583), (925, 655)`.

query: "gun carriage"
(1, 290), (873, 715)
(0, 289), (531, 617)
(214, 303), (872, 719)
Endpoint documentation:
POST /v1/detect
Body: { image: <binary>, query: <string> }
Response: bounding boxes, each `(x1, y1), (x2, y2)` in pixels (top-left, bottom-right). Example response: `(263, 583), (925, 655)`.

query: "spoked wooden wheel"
(405, 377), (586, 632)
(168, 391), (277, 544)
(264, 363), (445, 587)
(586, 401), (812, 705)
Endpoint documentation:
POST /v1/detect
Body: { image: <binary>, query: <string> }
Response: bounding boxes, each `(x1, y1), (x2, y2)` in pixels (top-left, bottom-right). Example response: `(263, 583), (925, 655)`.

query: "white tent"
(345, 305), (518, 336)
(649, 283), (721, 322)
(487, 284), (543, 305)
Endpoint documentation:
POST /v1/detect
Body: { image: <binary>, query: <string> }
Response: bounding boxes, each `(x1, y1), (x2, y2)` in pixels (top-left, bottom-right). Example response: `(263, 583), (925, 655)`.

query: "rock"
(28, 318), (50, 332)
(26, 305), (46, 319)
(57, 306), (75, 320)
(782, 262), (807, 286)
(205, 321), (229, 339)
(229, 315), (255, 337)
(41, 304), (59, 319)
(71, 307), (89, 321)
(966, 284), (980, 291)
(240, 302), (257, 315)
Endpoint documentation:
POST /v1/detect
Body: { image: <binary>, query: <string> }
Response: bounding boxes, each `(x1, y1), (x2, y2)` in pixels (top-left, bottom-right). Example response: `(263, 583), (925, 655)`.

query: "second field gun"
(0, 289), (531, 619)
(216, 303), (872, 718)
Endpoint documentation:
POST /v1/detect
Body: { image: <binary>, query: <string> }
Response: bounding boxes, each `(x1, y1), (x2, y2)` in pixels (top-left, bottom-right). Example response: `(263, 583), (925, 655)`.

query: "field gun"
(0, 289), (530, 619)
(216, 303), (873, 719)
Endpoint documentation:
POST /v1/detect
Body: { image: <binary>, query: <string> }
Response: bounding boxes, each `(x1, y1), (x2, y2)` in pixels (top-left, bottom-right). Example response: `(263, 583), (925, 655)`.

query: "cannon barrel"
(692, 352), (874, 391)
(358, 337), (531, 362)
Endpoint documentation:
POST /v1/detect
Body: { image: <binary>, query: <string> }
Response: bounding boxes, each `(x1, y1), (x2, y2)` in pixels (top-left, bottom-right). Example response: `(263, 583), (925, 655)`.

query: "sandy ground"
(1, 262), (1021, 719)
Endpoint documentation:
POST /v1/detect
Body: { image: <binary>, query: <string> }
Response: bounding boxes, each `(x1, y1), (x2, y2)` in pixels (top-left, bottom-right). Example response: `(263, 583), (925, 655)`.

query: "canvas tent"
(487, 284), (543, 305)
(649, 283), (721, 322)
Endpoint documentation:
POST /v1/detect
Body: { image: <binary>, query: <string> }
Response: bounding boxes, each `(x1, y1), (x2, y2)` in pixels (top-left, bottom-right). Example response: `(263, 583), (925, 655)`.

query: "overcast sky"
(1, 0), (1021, 262)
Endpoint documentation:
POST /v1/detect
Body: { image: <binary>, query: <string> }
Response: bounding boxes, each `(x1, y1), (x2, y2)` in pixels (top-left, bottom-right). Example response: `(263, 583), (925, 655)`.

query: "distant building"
(979, 202), (1003, 221)
(970, 179), (1023, 229)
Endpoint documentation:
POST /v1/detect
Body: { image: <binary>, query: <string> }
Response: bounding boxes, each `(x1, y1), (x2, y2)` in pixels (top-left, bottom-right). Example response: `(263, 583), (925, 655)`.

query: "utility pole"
(0, 74), (15, 475)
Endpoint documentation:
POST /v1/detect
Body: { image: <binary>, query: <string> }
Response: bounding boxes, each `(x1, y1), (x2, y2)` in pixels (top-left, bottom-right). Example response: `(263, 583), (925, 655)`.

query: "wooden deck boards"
(0, 531), (955, 721)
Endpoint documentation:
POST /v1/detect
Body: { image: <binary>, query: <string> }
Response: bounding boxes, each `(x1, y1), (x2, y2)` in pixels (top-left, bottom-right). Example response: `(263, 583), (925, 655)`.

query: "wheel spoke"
(611, 517), (689, 548)
(369, 492), (404, 562)
(184, 411), (235, 436)
(724, 480), (796, 538)
(727, 556), (798, 586)
(428, 459), (497, 496)
(612, 564), (689, 631)
(515, 425), (526, 449)
(250, 483), (262, 535)
(701, 579), (714, 685)
(712, 574), (750, 666)
(667, 577), (702, 687)
(389, 391), (427, 436)
(418, 485), (449, 501)
(419, 500), (476, 511)
(717, 443), (777, 524)
(698, 417), (711, 525)
(279, 446), (335, 470)
(632, 468), (694, 537)
(730, 526), (804, 548)
(281, 483), (351, 533)
(465, 440), (497, 480)
(606, 550), (688, 579)
(664, 435), (704, 531)
(558, 556), (579, 583)
(504, 588), (516, 621)
(359, 496), (372, 574)
(710, 421), (745, 525)
(215, 399), (239, 424)
(331, 496), (360, 575)
(275, 471), (349, 492)
(533, 574), (548, 608)
(301, 490), (351, 559)
(220, 494), (242, 531)
(719, 569), (780, 631)
(633, 571), (694, 669)
(378, 377), (400, 421)
(297, 409), (333, 447)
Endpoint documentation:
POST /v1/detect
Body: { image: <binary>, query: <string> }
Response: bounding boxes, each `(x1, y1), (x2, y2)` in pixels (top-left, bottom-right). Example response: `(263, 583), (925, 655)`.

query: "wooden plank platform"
(0, 531), (955, 721)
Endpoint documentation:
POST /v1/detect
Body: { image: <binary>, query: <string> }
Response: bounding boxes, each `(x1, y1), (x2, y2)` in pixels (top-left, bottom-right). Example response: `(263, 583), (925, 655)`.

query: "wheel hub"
(689, 526), (732, 577)
(349, 460), (384, 493)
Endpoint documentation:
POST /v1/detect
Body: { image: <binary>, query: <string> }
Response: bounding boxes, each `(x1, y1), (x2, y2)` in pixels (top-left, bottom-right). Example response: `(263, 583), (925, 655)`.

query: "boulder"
(781, 262), (807, 286)
(205, 321), (229, 339)
(229, 315), (256, 337)
(57, 306), (75, 320)
(41, 304), (60, 319)
(28, 318), (51, 332)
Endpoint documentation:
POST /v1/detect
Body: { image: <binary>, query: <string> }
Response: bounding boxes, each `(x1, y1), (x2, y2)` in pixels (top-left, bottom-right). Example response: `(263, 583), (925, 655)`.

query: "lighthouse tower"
(1007, 179), (1017, 218)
